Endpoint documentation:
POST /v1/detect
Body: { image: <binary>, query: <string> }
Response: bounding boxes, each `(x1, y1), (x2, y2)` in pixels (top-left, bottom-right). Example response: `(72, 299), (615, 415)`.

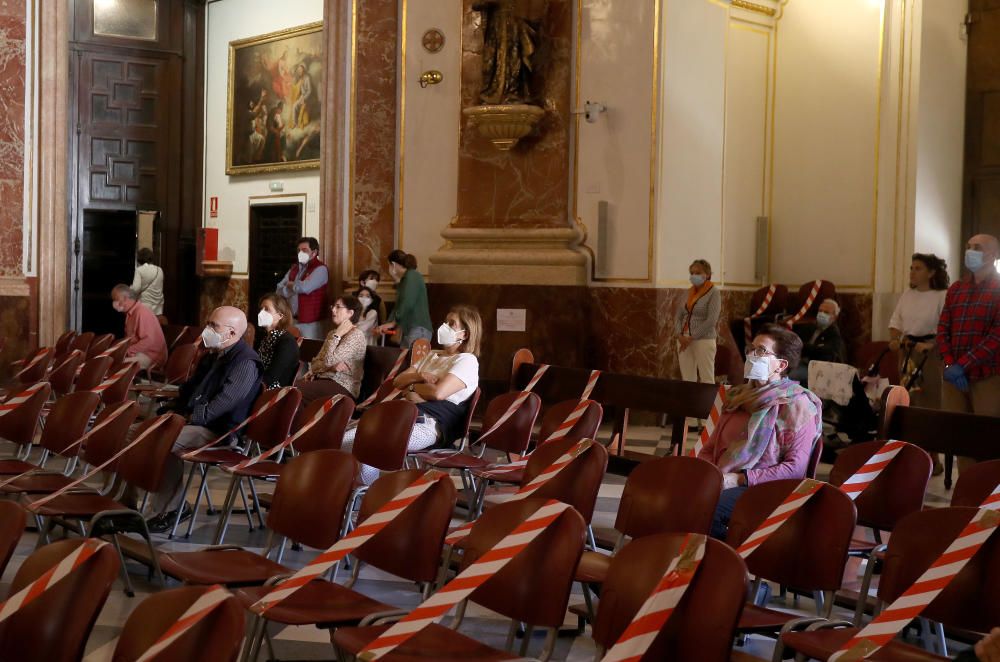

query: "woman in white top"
(889, 252), (949, 412)
(342, 304), (482, 484)
(131, 247), (164, 316)
(355, 285), (380, 345)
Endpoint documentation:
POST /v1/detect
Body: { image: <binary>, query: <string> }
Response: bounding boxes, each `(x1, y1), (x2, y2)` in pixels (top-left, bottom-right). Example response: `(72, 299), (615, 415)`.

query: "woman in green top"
(377, 250), (433, 348)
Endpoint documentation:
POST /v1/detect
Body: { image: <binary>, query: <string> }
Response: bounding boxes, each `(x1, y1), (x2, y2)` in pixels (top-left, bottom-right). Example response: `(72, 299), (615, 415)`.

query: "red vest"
(288, 258), (328, 324)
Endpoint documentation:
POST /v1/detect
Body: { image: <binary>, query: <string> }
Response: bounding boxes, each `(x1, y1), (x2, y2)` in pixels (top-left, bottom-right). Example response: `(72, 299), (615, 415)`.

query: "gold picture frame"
(226, 21), (324, 176)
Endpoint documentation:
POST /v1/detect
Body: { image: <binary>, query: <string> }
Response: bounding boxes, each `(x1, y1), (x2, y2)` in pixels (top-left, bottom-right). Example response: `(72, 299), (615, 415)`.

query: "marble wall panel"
(455, 0), (571, 228)
(0, 0), (25, 276)
(0, 294), (31, 380)
(199, 276), (250, 325)
(351, 0), (398, 276)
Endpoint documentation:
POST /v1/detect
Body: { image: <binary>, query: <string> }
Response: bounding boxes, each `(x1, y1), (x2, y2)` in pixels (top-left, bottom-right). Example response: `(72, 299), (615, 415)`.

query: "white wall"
(203, 0), (324, 274)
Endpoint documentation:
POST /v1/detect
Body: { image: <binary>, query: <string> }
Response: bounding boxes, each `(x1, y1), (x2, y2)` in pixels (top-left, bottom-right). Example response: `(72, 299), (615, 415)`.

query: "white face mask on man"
(297, 251), (311, 265)
(364, 279), (378, 290)
(201, 326), (226, 349)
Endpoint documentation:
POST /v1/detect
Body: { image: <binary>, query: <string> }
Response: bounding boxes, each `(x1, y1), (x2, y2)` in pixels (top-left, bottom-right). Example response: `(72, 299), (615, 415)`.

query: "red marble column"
(0, 0), (26, 276)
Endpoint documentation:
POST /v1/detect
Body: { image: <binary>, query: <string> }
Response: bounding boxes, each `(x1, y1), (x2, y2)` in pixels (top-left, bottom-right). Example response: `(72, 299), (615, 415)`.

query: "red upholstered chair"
(234, 467), (458, 661)
(350, 399), (419, 476)
(950, 459), (1000, 507)
(0, 538), (120, 662)
(51, 330), (77, 361)
(87, 333), (115, 359)
(170, 386), (302, 539)
(590, 533), (748, 662)
(332, 498), (586, 662)
(777, 507), (1000, 661)
(67, 331), (94, 357)
(9, 347), (54, 387)
(789, 279), (837, 323)
(0, 390), (100, 477)
(0, 381), (51, 459)
(828, 440), (932, 624)
(47, 350), (86, 397)
(212, 395), (356, 545)
(99, 361), (142, 406)
(572, 455), (723, 622)
(75, 355), (113, 392)
(112, 586), (246, 662)
(725, 479), (857, 638)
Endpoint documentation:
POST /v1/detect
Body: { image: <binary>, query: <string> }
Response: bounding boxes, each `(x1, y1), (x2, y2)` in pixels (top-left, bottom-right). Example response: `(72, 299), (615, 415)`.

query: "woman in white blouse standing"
(131, 247), (164, 316)
(889, 252), (949, 411)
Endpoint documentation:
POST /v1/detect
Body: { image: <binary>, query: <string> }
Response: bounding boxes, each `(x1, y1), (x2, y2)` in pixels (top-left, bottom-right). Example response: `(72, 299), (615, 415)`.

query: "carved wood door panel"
(964, 0), (1000, 242)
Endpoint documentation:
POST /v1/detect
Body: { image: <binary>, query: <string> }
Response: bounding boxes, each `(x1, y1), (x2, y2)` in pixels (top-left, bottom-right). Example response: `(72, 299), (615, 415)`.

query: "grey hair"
(821, 298), (840, 317)
(111, 284), (138, 300)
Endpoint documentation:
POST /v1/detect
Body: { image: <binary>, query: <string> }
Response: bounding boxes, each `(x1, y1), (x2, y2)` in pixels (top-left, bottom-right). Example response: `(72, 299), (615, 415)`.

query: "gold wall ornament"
(473, 0), (548, 105)
(463, 104), (545, 151)
(419, 70), (443, 88)
(422, 28), (445, 53)
(730, 0), (777, 17)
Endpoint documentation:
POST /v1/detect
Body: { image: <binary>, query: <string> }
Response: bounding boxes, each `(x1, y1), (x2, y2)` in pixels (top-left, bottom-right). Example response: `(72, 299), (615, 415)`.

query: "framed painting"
(226, 22), (323, 175)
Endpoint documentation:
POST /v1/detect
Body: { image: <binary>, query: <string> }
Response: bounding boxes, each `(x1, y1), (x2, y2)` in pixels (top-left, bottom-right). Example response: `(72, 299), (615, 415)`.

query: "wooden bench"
(509, 349), (720, 476)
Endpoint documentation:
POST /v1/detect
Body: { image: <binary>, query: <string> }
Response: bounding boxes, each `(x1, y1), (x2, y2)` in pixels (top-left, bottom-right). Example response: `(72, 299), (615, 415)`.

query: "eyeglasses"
(205, 321), (235, 333)
(746, 345), (777, 359)
(331, 304), (348, 311)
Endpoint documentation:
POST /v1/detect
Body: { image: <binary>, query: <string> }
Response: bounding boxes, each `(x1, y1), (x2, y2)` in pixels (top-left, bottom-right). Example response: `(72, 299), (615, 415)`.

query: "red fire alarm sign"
(210, 196), (219, 218)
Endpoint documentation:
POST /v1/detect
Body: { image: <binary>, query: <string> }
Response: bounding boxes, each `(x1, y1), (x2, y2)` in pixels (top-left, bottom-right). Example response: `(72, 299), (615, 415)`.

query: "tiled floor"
(0, 424), (966, 661)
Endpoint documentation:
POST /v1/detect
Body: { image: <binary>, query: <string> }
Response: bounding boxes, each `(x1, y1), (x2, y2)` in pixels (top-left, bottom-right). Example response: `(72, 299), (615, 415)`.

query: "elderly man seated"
(145, 306), (261, 532)
(788, 298), (847, 386)
(111, 284), (167, 371)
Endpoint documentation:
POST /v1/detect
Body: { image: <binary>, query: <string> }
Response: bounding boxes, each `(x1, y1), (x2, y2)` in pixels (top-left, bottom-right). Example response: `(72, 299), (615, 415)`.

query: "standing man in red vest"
(276, 236), (329, 339)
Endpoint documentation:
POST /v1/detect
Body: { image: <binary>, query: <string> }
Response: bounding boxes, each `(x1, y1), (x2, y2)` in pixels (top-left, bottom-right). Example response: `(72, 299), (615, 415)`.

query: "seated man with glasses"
(145, 305), (262, 532)
(697, 323), (823, 539)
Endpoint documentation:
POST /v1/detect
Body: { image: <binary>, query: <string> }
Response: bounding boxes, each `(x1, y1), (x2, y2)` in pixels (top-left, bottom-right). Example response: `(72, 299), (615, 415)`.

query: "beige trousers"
(678, 338), (717, 428)
(941, 374), (1000, 471)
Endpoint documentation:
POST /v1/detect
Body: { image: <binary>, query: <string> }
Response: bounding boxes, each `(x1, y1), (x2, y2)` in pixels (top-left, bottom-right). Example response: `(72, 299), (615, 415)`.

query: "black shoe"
(147, 503), (192, 534)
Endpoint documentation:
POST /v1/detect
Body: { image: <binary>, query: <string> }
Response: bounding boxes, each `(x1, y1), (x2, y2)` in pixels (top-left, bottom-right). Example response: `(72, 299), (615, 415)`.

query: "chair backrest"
(726, 479), (857, 591)
(880, 507), (1000, 632)
(268, 450), (359, 549)
(478, 391), (542, 455)
(291, 396), (356, 453)
(244, 387), (302, 451)
(16, 347), (54, 383)
(67, 331), (94, 356)
(163, 341), (200, 383)
(356, 469), (457, 583)
(351, 400), (418, 471)
(592, 533), (748, 662)
(75, 355), (113, 392)
(81, 401), (140, 468)
(100, 361), (142, 406)
(806, 437), (824, 479)
(829, 439), (931, 531)
(87, 333), (115, 359)
(298, 338), (324, 364)
(455, 387), (482, 444)
(358, 346), (408, 403)
(53, 330), (76, 357)
(39, 391), (101, 458)
(749, 284), (788, 317)
(951, 459), (1000, 507)
(0, 539), (120, 662)
(855, 340), (900, 384)
(160, 323), (186, 349)
(48, 350), (85, 397)
(520, 437), (608, 523)
(792, 280), (836, 320)
(615, 456), (723, 539)
(0, 382), (51, 448)
(104, 340), (129, 369)
(171, 325), (202, 350)
(460, 498), (586, 629)
(0, 501), (26, 580)
(116, 414), (187, 493)
(537, 399), (603, 445)
(113, 586), (245, 662)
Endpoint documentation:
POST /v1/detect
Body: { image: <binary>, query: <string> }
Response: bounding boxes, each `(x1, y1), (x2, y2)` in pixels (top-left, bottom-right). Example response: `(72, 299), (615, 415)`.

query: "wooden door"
(964, 0), (1000, 243)
(248, 203), (304, 314)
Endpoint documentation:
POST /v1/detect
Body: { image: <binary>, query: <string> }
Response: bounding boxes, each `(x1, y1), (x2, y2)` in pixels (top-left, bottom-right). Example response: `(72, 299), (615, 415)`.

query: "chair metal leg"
(853, 554), (878, 626)
(240, 615), (265, 662)
(582, 582), (597, 624)
(934, 621), (947, 656)
(246, 477), (266, 529)
(519, 625), (534, 656)
(538, 628), (558, 662)
(503, 621), (520, 652)
(212, 474), (241, 545)
(169, 463), (199, 539)
(237, 478), (255, 530)
(184, 463), (212, 538)
(110, 533), (136, 597)
(586, 525), (597, 551)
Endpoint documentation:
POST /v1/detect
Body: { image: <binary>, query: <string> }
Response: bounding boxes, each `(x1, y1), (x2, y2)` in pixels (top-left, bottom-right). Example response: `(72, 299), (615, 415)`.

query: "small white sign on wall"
(497, 308), (527, 332)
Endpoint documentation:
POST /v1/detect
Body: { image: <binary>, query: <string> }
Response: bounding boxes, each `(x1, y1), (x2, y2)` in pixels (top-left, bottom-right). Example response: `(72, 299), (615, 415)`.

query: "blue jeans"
(401, 326), (432, 349)
(711, 486), (749, 540)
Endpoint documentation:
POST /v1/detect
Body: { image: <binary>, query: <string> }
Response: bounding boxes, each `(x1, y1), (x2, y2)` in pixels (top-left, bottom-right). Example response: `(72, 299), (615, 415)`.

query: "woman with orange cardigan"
(676, 258), (722, 388)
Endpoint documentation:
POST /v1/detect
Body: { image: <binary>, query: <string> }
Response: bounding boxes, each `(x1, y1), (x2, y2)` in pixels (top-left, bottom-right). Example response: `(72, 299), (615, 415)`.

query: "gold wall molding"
(430, 227), (588, 285)
(731, 0), (777, 17)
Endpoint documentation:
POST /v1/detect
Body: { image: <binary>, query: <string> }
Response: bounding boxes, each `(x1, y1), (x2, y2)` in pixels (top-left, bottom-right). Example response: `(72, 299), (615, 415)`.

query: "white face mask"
(358, 296), (372, 308)
(690, 274), (706, 287)
(297, 251), (311, 265)
(744, 356), (772, 381)
(364, 279), (378, 290)
(257, 310), (274, 328)
(436, 323), (461, 347)
(201, 326), (225, 349)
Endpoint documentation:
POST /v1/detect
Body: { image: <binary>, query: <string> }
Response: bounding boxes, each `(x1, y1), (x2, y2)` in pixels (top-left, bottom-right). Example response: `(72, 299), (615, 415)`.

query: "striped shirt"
(937, 271), (1000, 381)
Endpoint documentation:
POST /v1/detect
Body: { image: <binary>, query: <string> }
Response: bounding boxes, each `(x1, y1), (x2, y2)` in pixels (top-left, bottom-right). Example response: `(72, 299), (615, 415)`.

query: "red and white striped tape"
(27, 413), (174, 511)
(14, 348), (52, 380)
(356, 350), (410, 409)
(829, 485), (1000, 662)
(736, 478), (824, 559)
(689, 384), (728, 458)
(743, 285), (777, 345)
(0, 539), (109, 624)
(357, 500), (573, 660)
(0, 399), (135, 491)
(445, 439), (593, 545)
(97, 337), (130, 360)
(52, 349), (84, 376)
(180, 386), (295, 461)
(470, 364), (549, 447)
(784, 280), (823, 327)
(225, 395), (344, 472)
(90, 365), (133, 394)
(135, 585), (233, 662)
(600, 533), (708, 662)
(0, 382), (48, 419)
(838, 439), (908, 501)
(251, 470), (451, 614)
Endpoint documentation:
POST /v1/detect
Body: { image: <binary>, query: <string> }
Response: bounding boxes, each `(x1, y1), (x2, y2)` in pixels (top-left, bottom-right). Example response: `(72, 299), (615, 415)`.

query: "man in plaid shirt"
(937, 233), (1000, 470)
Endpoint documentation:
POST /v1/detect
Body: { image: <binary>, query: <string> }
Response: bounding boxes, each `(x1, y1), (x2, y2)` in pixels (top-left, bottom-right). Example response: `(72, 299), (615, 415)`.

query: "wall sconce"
(572, 100), (607, 123)
(419, 70), (443, 88)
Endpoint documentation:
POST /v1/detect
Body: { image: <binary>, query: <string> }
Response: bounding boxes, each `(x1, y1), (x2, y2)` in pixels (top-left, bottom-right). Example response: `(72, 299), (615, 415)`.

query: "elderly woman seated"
(698, 323), (823, 539)
(341, 304), (482, 484)
(294, 295), (367, 405)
